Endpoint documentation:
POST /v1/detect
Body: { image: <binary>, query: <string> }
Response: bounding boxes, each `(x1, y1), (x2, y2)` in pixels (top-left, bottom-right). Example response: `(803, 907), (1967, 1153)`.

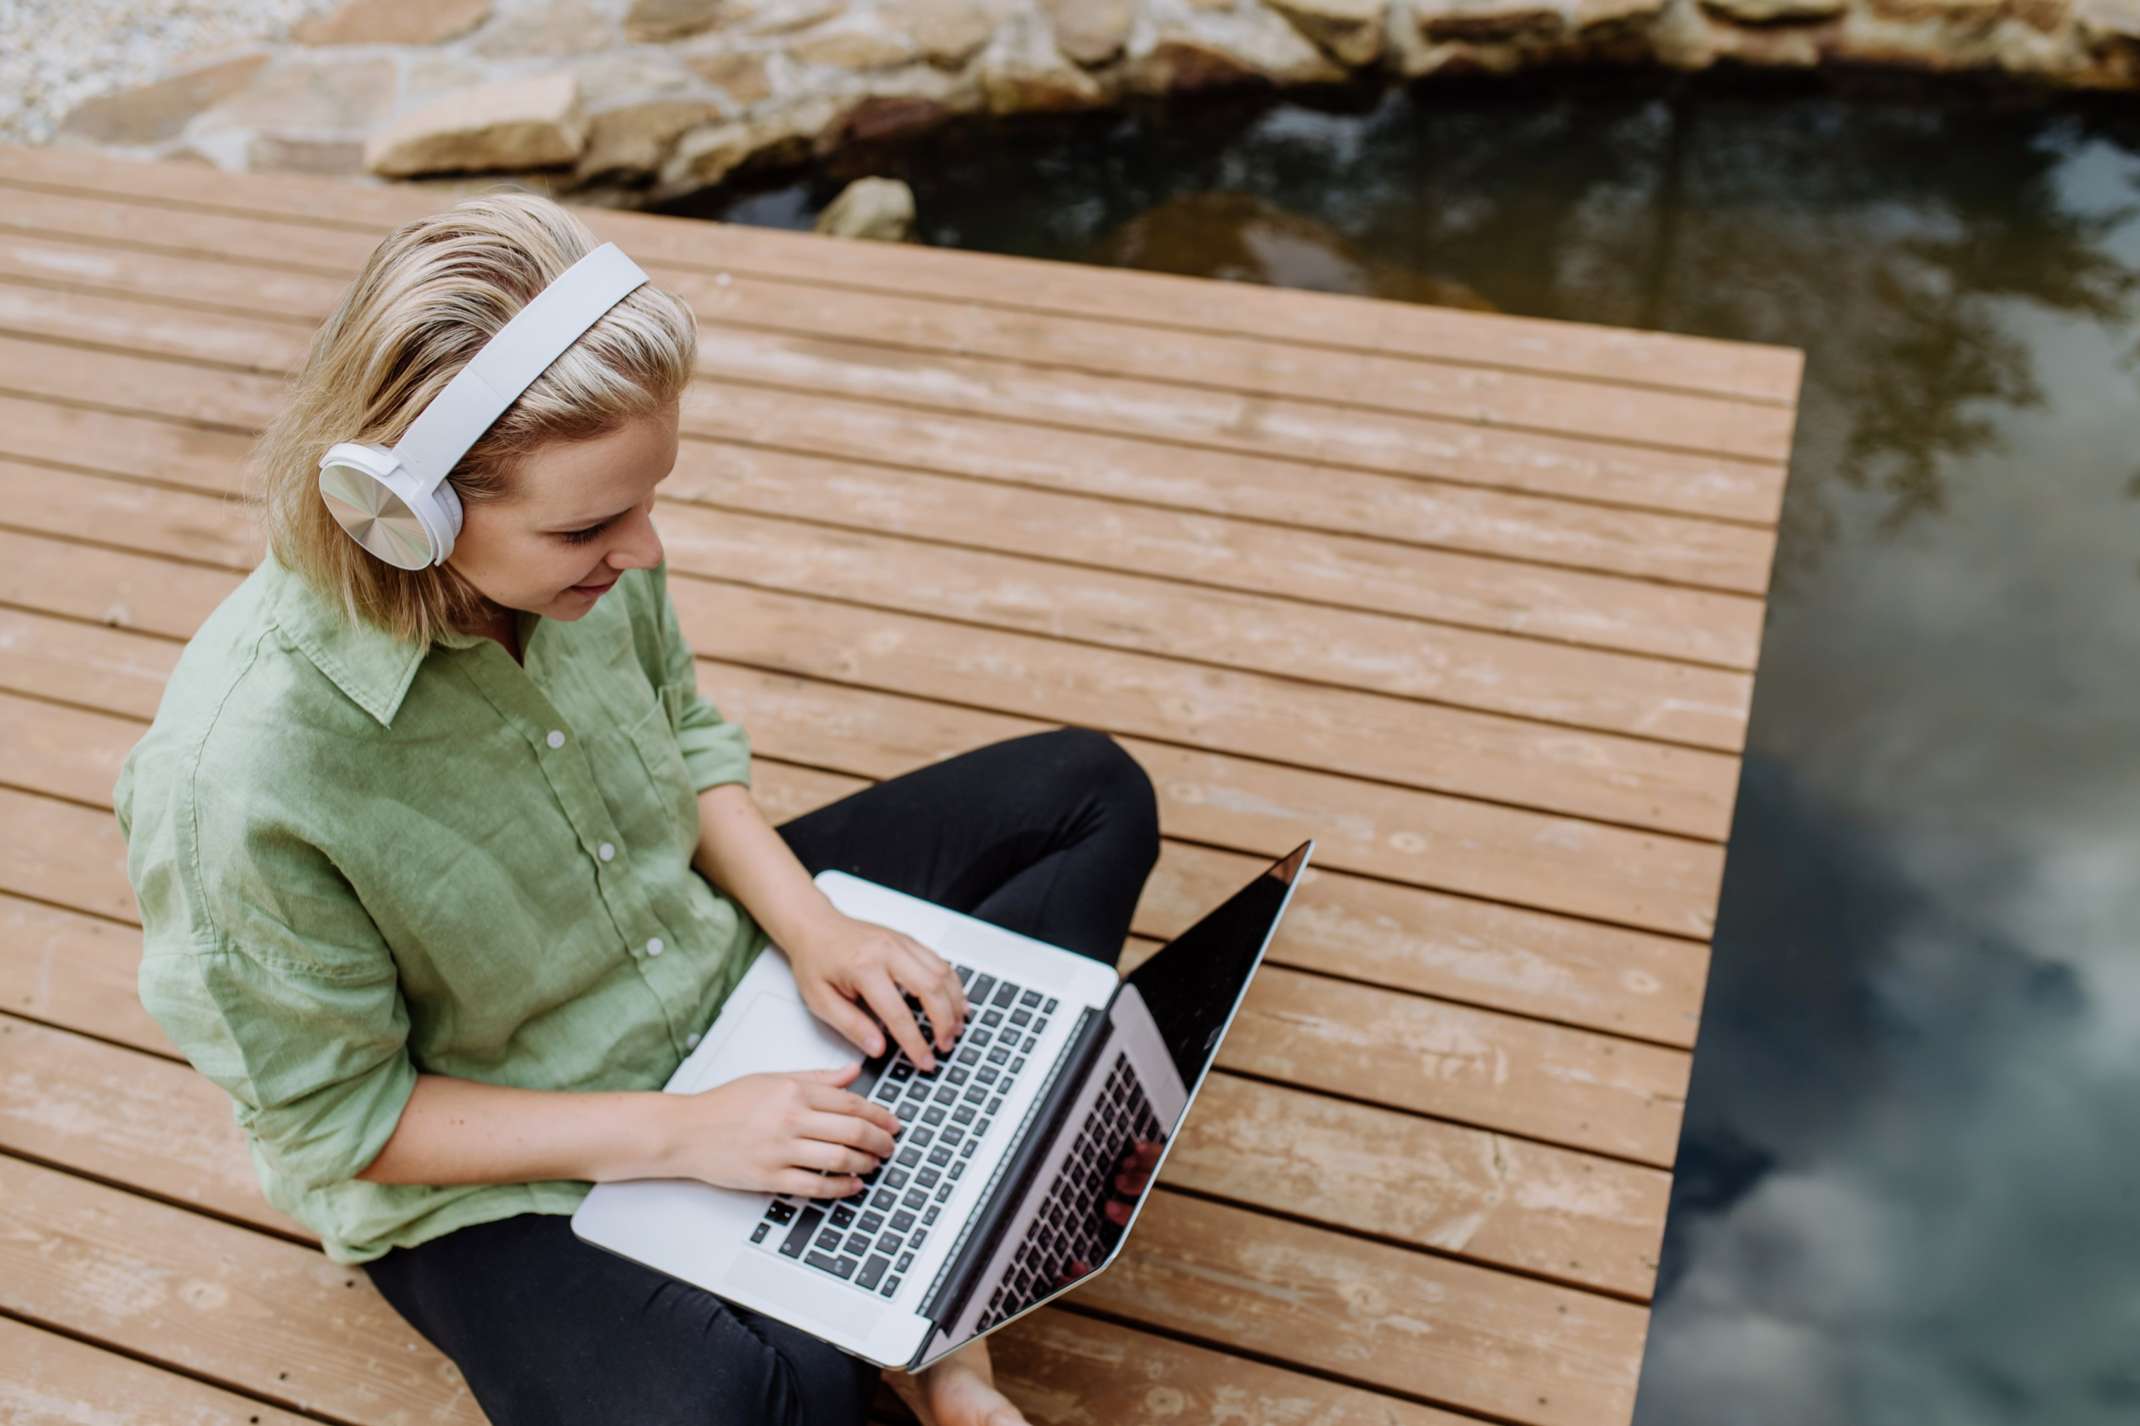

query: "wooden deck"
(0, 142), (1800, 1426)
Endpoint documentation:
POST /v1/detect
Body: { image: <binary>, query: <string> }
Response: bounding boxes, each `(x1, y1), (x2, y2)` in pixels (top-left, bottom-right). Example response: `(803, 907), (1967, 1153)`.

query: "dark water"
(656, 68), (2140, 1425)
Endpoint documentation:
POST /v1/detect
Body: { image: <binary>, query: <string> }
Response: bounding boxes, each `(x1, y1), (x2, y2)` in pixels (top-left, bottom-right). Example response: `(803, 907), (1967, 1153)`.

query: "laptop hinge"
(914, 992), (1116, 1332)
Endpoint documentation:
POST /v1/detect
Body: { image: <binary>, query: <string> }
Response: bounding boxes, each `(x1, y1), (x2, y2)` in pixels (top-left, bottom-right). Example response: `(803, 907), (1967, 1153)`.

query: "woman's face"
(446, 400), (677, 621)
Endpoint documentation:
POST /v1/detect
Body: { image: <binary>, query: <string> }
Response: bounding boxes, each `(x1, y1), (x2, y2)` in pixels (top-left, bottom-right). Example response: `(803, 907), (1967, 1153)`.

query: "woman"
(112, 190), (1160, 1426)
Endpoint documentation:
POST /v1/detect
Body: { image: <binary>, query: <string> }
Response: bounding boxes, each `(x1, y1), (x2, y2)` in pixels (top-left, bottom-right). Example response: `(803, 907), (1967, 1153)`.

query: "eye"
(558, 522), (607, 546)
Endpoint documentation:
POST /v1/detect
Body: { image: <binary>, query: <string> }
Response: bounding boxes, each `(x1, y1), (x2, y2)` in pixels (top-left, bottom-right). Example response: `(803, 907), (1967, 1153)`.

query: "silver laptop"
(572, 839), (1314, 1370)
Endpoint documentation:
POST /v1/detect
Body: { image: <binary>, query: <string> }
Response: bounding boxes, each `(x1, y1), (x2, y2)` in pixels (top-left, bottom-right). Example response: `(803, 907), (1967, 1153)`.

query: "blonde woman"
(113, 190), (1159, 1426)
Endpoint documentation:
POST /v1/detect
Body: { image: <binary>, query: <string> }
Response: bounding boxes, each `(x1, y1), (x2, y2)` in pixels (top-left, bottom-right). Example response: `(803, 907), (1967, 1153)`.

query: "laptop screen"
(1125, 838), (1314, 1106)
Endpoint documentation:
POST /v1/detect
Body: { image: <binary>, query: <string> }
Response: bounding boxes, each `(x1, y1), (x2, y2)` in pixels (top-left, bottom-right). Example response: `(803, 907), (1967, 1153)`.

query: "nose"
(606, 507), (665, 574)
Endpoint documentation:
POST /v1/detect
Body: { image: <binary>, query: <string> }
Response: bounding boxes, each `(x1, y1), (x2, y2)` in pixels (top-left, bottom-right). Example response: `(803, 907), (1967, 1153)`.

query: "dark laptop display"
(924, 840), (1313, 1358)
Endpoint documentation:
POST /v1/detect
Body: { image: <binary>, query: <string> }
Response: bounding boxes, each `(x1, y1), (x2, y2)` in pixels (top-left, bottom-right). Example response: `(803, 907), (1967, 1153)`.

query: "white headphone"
(317, 241), (651, 571)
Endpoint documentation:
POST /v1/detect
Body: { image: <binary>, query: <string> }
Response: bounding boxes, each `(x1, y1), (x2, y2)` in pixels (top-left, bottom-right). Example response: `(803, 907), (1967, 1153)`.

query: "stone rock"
(902, 0), (1015, 66)
(55, 52), (269, 147)
(680, 46), (779, 107)
(1411, 0), (1570, 41)
(1125, 6), (1354, 92)
(575, 98), (723, 179)
(787, 15), (921, 69)
(293, 0), (492, 46)
(1044, 0), (1136, 62)
(2008, 0), (2070, 32)
(571, 51), (700, 110)
(838, 93), (960, 143)
(1864, 0), (2001, 19)
(2074, 0), (2139, 31)
(365, 71), (586, 177)
(814, 176), (917, 240)
(1575, 0), (1670, 28)
(204, 55), (400, 132)
(725, 0), (852, 38)
(980, 14), (1110, 110)
(1700, 0), (1844, 19)
(656, 91), (844, 194)
(623, 0), (731, 43)
(1268, 0), (1391, 65)
(467, 0), (616, 57)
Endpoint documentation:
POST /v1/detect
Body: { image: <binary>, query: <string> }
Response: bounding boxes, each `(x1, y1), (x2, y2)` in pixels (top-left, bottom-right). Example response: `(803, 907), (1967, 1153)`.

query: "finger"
(794, 1138), (881, 1177)
(902, 933), (968, 1033)
(794, 1061), (864, 1085)
(804, 1108), (898, 1159)
(858, 966), (934, 1070)
(808, 1083), (903, 1137)
(776, 1168), (863, 1199)
(808, 988), (888, 1059)
(894, 942), (961, 1052)
(1104, 1199), (1130, 1227)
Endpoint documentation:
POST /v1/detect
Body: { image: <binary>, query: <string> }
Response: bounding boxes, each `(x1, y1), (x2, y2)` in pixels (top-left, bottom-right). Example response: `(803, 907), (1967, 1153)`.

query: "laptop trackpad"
(695, 989), (867, 1090)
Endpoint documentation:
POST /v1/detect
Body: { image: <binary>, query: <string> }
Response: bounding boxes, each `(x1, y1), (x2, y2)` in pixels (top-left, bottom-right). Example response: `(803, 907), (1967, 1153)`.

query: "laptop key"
(968, 974), (997, 1006)
(858, 1254), (890, 1290)
(832, 1256), (859, 1280)
(991, 982), (1018, 1008)
(805, 1250), (843, 1275)
(1020, 989), (1043, 1008)
(870, 1188), (896, 1211)
(891, 1209), (916, 1232)
(750, 1222), (770, 1243)
(845, 1232), (873, 1256)
(882, 1275), (902, 1298)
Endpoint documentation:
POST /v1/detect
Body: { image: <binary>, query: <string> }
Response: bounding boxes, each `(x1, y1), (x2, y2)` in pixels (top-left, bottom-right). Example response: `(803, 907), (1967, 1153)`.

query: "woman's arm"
(354, 1074), (682, 1185)
(689, 783), (847, 952)
(689, 783), (968, 1067)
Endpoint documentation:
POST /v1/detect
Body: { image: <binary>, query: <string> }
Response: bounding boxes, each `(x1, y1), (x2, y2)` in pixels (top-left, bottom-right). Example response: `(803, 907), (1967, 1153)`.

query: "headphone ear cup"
(320, 448), (436, 570)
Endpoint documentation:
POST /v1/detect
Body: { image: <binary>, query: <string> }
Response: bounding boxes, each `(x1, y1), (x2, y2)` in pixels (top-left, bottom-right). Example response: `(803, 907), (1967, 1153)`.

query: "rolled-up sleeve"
(648, 559), (752, 793)
(132, 805), (417, 1196)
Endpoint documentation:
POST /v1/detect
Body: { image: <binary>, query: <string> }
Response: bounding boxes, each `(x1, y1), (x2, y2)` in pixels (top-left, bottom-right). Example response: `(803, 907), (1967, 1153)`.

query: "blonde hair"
(249, 185), (698, 646)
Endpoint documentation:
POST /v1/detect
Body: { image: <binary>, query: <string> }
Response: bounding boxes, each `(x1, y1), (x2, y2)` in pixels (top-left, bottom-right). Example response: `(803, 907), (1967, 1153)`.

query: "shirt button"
(546, 729), (565, 749)
(598, 841), (616, 862)
(646, 937), (665, 956)
(686, 1031), (701, 1049)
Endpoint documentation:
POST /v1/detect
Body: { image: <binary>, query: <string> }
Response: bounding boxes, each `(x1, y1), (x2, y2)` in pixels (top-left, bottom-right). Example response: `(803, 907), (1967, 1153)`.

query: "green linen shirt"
(112, 547), (770, 1265)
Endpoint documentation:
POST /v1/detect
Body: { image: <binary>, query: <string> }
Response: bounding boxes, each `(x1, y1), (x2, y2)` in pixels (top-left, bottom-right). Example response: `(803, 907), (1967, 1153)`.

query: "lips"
(572, 574), (619, 595)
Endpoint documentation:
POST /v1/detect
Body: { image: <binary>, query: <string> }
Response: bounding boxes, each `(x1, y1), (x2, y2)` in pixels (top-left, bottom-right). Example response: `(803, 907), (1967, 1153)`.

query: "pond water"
(656, 67), (2140, 1425)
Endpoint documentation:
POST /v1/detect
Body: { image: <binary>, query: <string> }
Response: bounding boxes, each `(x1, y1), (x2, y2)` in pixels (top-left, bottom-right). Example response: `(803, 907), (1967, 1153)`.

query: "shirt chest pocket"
(606, 685), (702, 854)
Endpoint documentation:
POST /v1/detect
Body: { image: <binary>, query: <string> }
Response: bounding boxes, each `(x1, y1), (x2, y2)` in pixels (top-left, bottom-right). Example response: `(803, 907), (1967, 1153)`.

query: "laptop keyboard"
(747, 962), (1059, 1300)
(973, 1050), (1160, 1332)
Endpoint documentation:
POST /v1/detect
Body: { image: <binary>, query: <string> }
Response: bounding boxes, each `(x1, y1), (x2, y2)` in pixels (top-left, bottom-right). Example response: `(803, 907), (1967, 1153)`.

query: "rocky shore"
(26, 0), (2140, 211)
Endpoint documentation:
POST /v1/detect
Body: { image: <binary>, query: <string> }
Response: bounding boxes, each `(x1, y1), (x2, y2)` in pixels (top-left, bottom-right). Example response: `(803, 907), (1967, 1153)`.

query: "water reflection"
(658, 70), (2140, 1424)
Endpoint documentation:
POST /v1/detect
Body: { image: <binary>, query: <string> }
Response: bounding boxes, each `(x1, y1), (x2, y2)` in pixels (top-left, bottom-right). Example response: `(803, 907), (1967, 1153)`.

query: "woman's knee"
(1047, 726), (1160, 871)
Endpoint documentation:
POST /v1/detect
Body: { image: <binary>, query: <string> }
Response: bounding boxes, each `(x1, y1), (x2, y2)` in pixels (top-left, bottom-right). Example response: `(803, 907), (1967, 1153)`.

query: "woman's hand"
(663, 1061), (900, 1199)
(786, 910), (970, 1071)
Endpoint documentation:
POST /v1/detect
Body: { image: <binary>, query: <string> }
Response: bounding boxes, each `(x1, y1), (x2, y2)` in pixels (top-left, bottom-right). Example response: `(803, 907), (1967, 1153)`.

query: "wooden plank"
(1, 991), (1667, 1298)
(0, 239), (1784, 524)
(0, 345), (1783, 605)
(0, 528), (1731, 937)
(0, 456), (1750, 841)
(2, 1317), (321, 1426)
(0, 1022), (1641, 1426)
(0, 606), (1711, 1046)
(0, 705), (1694, 1166)
(0, 140), (1806, 405)
(0, 329), (1763, 753)
(0, 260), (1770, 663)
(0, 189), (1795, 464)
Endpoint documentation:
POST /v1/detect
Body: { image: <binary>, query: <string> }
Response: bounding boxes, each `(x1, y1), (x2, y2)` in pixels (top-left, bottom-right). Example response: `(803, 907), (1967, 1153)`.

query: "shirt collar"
(264, 550), (515, 728)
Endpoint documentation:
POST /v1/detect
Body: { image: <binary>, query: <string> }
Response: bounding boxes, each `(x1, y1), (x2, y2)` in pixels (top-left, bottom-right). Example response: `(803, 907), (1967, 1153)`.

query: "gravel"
(0, 0), (343, 146)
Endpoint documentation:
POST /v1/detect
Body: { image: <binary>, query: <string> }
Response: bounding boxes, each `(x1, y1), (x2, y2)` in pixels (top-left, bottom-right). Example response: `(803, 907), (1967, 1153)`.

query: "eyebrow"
(540, 467), (673, 531)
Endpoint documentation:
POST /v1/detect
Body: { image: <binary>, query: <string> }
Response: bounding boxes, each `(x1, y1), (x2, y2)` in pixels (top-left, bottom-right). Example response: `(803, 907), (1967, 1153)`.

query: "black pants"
(362, 727), (1160, 1426)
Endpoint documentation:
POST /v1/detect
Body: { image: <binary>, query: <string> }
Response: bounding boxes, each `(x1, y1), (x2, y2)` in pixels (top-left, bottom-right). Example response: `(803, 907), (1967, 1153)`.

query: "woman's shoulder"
(117, 557), (383, 833)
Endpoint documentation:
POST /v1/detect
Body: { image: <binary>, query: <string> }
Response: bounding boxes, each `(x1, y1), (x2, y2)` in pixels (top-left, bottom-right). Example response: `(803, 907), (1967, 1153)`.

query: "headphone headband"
(394, 241), (649, 493)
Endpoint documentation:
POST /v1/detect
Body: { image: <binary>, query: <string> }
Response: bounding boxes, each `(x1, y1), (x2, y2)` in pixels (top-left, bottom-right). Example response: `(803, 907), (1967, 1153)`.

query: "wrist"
(613, 1089), (690, 1181)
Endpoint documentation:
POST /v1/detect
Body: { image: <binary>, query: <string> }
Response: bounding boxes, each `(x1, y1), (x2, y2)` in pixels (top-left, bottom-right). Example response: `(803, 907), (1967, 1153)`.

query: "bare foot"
(883, 1339), (1028, 1426)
